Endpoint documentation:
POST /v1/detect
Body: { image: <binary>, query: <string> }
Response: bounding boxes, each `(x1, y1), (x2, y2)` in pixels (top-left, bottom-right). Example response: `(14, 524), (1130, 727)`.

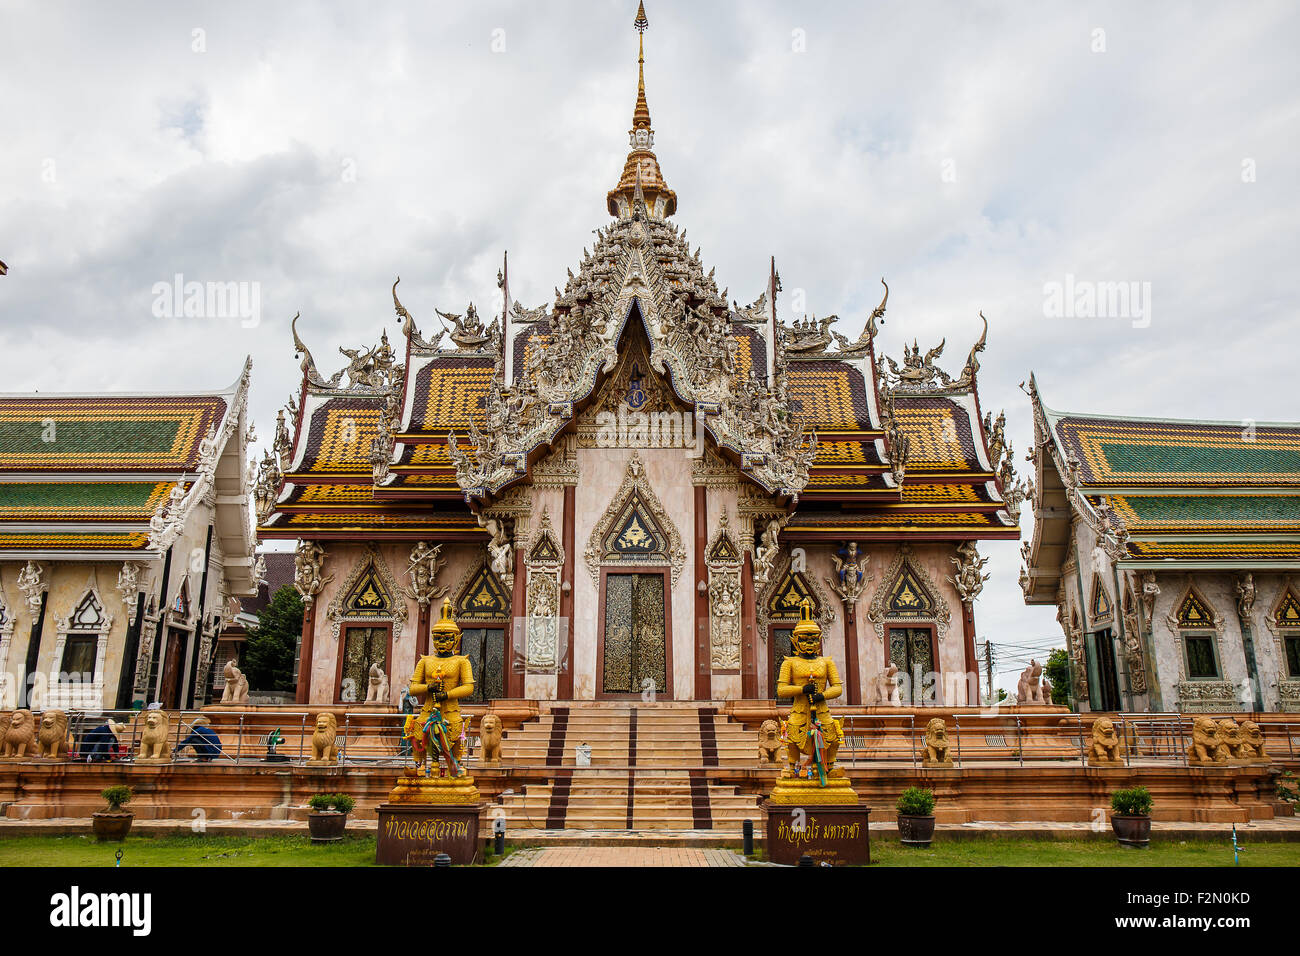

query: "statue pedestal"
(767, 774), (859, 806)
(375, 772), (484, 866)
(763, 801), (871, 866)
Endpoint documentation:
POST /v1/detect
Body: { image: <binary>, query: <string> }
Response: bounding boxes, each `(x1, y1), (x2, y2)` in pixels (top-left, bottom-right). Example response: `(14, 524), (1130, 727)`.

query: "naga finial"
(290, 312), (340, 388)
(963, 310), (989, 381)
(863, 277), (889, 342)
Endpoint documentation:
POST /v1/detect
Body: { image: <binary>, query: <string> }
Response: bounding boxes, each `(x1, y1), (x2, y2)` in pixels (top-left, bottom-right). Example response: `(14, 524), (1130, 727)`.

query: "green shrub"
(331, 794), (356, 814)
(308, 793), (355, 813)
(896, 786), (936, 816)
(1277, 771), (1299, 808)
(1110, 786), (1153, 816)
(101, 785), (133, 812)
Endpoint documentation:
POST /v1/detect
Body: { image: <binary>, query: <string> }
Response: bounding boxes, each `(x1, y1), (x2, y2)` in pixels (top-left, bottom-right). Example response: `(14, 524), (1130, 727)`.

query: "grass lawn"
(0, 833), (1295, 867)
(0, 833), (381, 867)
(0, 833), (531, 867)
(867, 837), (1300, 867)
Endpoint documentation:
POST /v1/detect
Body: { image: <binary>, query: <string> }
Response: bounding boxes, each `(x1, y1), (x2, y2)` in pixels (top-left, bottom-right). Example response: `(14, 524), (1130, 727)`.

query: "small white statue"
(221, 659), (249, 704)
(365, 661), (390, 704)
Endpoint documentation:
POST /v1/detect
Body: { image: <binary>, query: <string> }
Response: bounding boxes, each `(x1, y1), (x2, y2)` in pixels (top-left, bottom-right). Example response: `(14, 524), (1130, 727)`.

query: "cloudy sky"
(3, 1), (1297, 692)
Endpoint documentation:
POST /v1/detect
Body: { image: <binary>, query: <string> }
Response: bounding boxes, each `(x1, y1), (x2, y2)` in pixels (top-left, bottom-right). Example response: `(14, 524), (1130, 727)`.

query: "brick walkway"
(498, 847), (747, 867)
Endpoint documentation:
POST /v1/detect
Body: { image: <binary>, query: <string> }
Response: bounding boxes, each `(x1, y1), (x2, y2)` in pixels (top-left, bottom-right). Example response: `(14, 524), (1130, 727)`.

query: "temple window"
(1183, 634), (1220, 680)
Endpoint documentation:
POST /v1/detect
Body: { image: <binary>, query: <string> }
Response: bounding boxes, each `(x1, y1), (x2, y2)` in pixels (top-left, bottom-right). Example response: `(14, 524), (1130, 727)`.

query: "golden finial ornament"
(633, 2), (651, 131)
(608, 1), (676, 218)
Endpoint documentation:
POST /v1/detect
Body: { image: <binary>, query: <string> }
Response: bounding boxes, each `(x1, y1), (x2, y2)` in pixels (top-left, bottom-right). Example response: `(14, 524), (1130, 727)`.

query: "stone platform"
(0, 702), (1294, 829)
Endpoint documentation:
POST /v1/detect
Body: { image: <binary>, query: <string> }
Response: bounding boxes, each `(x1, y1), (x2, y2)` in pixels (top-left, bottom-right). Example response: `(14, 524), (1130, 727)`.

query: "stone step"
(497, 814), (759, 830)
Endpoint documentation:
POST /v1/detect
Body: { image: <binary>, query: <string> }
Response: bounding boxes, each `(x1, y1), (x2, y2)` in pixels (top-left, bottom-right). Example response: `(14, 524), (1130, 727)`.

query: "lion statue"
(922, 717), (953, 768)
(1239, 720), (1268, 762)
(220, 660), (249, 704)
(37, 710), (73, 759)
(1217, 718), (1246, 761)
(1186, 715), (1225, 764)
(1, 709), (37, 758)
(757, 719), (782, 765)
(479, 714), (503, 766)
(135, 709), (172, 763)
(1088, 716), (1123, 766)
(308, 712), (339, 765)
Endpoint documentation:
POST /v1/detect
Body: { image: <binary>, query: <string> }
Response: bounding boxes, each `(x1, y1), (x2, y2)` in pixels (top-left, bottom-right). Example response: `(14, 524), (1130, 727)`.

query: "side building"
(0, 360), (258, 711)
(1021, 374), (1300, 713)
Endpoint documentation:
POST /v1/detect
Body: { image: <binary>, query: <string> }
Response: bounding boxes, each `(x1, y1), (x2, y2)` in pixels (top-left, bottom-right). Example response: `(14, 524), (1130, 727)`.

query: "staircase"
(495, 703), (763, 831)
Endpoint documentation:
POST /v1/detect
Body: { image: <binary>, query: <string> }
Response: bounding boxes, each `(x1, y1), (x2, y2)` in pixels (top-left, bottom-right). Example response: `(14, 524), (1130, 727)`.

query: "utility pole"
(982, 641), (995, 705)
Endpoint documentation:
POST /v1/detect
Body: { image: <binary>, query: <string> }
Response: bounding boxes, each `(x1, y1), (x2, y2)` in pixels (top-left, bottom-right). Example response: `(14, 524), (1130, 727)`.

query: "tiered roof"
(1022, 374), (1300, 602)
(259, 8), (1019, 546)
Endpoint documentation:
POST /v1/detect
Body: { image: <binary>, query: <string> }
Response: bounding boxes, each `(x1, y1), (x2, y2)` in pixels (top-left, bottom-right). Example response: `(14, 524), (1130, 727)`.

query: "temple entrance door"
(1086, 629), (1122, 711)
(601, 572), (669, 698)
(770, 628), (794, 700)
(460, 628), (506, 703)
(888, 627), (937, 705)
(159, 629), (184, 708)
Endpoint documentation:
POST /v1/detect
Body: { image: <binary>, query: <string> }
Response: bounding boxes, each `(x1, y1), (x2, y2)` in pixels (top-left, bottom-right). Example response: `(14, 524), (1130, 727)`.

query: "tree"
(1045, 648), (1072, 706)
(243, 585), (305, 692)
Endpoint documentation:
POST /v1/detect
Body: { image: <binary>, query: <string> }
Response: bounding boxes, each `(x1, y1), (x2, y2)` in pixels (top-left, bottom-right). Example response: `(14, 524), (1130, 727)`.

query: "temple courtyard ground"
(2, 822), (1299, 867)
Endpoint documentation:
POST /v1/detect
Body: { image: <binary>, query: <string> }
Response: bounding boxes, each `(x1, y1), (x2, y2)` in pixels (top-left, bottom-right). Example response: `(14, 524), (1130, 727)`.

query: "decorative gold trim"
(867, 544), (951, 642)
(583, 452), (686, 585)
(325, 544), (409, 641)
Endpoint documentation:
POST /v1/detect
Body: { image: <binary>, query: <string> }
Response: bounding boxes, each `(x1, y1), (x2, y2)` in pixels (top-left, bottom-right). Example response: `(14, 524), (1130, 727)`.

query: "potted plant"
(896, 786), (937, 847)
(307, 793), (355, 843)
(1110, 786), (1153, 848)
(92, 785), (134, 842)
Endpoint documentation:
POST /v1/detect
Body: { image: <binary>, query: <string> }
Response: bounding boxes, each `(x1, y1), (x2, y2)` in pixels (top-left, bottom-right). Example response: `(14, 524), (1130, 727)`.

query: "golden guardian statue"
(388, 598), (481, 805)
(769, 598), (858, 805)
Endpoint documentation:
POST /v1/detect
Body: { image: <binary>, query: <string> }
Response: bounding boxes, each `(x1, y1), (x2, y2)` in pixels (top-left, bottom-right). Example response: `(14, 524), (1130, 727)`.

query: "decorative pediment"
(56, 576), (114, 634)
(171, 580), (190, 619)
(867, 545), (952, 642)
(527, 507), (564, 568)
(1176, 589), (1215, 629)
(69, 591), (108, 629)
(584, 453), (686, 585)
(326, 545), (409, 640)
(1090, 575), (1112, 622)
(344, 566), (392, 616)
(767, 570), (820, 619)
(706, 510), (742, 567)
(757, 552), (834, 632)
(886, 566), (935, 616)
(1275, 589), (1300, 629)
(454, 561), (511, 622)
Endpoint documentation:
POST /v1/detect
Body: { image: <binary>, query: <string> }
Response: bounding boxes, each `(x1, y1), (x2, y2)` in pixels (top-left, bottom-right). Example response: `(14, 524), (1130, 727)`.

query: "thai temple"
(255, 5), (1025, 708)
(0, 363), (258, 712)
(1021, 375), (1300, 714)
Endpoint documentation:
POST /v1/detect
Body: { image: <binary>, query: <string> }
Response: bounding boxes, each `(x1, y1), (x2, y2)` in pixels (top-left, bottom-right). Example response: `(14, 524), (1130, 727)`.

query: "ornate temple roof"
(0, 363), (257, 588)
(260, 8), (1018, 545)
(1021, 374), (1300, 600)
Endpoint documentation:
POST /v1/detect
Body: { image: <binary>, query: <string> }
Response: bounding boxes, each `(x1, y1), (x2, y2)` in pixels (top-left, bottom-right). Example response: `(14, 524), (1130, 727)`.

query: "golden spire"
(633, 2), (651, 131)
(608, 2), (676, 219)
